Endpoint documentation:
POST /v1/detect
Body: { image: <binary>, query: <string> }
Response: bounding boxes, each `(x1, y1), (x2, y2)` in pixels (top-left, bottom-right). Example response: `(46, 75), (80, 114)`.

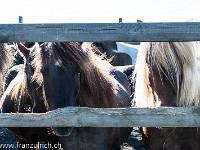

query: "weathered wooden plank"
(0, 107), (200, 127)
(0, 22), (200, 42)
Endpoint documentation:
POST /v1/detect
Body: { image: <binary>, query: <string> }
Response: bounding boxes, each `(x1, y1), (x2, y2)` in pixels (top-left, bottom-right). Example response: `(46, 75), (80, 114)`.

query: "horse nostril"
(52, 127), (73, 136)
(32, 108), (37, 113)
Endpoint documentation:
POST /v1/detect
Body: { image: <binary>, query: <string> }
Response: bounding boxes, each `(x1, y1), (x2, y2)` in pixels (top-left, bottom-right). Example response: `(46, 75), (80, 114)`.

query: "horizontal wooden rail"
(0, 22), (200, 42)
(0, 106), (200, 127)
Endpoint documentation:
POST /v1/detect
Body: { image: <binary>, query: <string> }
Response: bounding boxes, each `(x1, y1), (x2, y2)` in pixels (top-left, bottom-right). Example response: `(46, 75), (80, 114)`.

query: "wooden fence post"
(19, 16), (23, 23)
(119, 18), (122, 23)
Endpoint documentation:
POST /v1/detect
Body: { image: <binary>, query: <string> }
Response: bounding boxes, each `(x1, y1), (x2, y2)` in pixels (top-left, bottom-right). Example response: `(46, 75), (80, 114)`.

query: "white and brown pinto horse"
(133, 42), (200, 150)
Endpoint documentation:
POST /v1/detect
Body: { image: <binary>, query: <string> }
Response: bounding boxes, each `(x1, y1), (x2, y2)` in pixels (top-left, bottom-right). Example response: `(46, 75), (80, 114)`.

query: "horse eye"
(75, 67), (81, 75)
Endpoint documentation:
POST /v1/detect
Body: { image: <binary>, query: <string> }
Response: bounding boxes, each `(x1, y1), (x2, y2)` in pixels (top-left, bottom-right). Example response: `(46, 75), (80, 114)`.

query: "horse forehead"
(54, 59), (63, 67)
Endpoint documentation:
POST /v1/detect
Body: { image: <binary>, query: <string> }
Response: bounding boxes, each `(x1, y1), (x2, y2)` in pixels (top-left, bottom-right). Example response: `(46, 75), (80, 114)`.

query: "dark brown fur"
(28, 42), (132, 149)
(1, 45), (59, 150)
(32, 42), (120, 108)
(0, 43), (14, 96)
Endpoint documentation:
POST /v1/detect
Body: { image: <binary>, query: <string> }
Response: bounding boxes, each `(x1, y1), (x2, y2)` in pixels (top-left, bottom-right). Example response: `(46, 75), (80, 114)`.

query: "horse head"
(41, 59), (81, 110)
(134, 42), (200, 107)
(42, 62), (81, 136)
(133, 42), (200, 149)
(27, 42), (83, 136)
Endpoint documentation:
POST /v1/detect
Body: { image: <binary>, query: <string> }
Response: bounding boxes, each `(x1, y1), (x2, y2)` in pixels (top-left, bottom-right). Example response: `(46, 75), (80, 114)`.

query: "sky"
(0, 0), (200, 23)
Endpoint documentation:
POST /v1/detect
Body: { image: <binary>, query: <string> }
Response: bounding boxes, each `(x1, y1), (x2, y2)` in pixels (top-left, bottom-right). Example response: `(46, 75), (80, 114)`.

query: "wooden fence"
(1, 22), (200, 127)
(1, 22), (200, 42)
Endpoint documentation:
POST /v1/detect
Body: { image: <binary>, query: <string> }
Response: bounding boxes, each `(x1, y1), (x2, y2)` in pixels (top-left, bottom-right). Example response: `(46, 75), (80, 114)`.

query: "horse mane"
(81, 42), (112, 66)
(133, 42), (200, 107)
(31, 42), (118, 108)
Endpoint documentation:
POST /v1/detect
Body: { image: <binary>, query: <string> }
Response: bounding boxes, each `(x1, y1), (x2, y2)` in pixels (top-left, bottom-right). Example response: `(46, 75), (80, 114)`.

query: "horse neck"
(28, 82), (47, 113)
(79, 86), (116, 108)
(7, 72), (31, 113)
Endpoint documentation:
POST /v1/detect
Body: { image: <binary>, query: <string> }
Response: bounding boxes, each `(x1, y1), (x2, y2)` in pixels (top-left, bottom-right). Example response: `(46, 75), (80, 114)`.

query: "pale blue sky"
(0, 0), (200, 23)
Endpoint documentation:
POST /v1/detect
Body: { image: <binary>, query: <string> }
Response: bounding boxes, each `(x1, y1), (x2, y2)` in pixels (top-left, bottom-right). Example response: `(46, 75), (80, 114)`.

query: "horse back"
(108, 66), (134, 107)
(3, 64), (24, 92)
(109, 65), (135, 95)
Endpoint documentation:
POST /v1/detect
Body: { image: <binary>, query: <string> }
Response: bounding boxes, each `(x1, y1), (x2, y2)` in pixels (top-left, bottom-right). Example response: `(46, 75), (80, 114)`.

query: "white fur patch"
(54, 59), (62, 67)
(114, 42), (138, 65)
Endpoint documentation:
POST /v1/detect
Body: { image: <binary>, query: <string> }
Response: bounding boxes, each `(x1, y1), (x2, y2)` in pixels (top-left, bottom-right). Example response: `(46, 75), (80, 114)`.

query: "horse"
(81, 42), (135, 96)
(93, 42), (138, 66)
(0, 43), (59, 150)
(133, 42), (200, 150)
(0, 43), (14, 97)
(108, 65), (135, 98)
(25, 42), (133, 150)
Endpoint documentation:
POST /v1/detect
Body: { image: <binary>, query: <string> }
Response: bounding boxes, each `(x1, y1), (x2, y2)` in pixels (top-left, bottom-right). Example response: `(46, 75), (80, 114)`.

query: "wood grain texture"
(0, 22), (200, 42)
(0, 107), (200, 127)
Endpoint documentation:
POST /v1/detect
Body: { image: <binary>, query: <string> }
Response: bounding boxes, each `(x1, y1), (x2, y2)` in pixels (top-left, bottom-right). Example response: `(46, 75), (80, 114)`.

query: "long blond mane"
(133, 42), (200, 107)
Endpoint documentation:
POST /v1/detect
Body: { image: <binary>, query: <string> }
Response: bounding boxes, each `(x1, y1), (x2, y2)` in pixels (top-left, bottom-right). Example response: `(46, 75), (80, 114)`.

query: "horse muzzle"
(52, 127), (73, 136)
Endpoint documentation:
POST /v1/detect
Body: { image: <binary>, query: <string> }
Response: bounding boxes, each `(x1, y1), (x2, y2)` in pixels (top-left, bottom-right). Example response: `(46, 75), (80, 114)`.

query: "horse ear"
(137, 20), (143, 22)
(16, 42), (30, 59)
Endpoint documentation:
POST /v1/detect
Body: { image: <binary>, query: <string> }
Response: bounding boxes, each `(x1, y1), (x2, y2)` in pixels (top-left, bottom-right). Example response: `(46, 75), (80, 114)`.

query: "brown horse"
(0, 43), (14, 96)
(25, 42), (132, 150)
(92, 42), (134, 66)
(133, 42), (200, 150)
(0, 43), (59, 150)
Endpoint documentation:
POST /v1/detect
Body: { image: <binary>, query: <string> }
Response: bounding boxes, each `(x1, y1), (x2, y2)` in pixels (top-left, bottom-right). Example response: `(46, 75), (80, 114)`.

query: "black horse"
(93, 42), (138, 66)
(0, 43), (59, 150)
(25, 42), (133, 150)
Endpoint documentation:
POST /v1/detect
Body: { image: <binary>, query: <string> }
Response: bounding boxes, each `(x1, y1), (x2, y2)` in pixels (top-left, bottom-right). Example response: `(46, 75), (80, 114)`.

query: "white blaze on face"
(54, 59), (62, 67)
(113, 42), (139, 65)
